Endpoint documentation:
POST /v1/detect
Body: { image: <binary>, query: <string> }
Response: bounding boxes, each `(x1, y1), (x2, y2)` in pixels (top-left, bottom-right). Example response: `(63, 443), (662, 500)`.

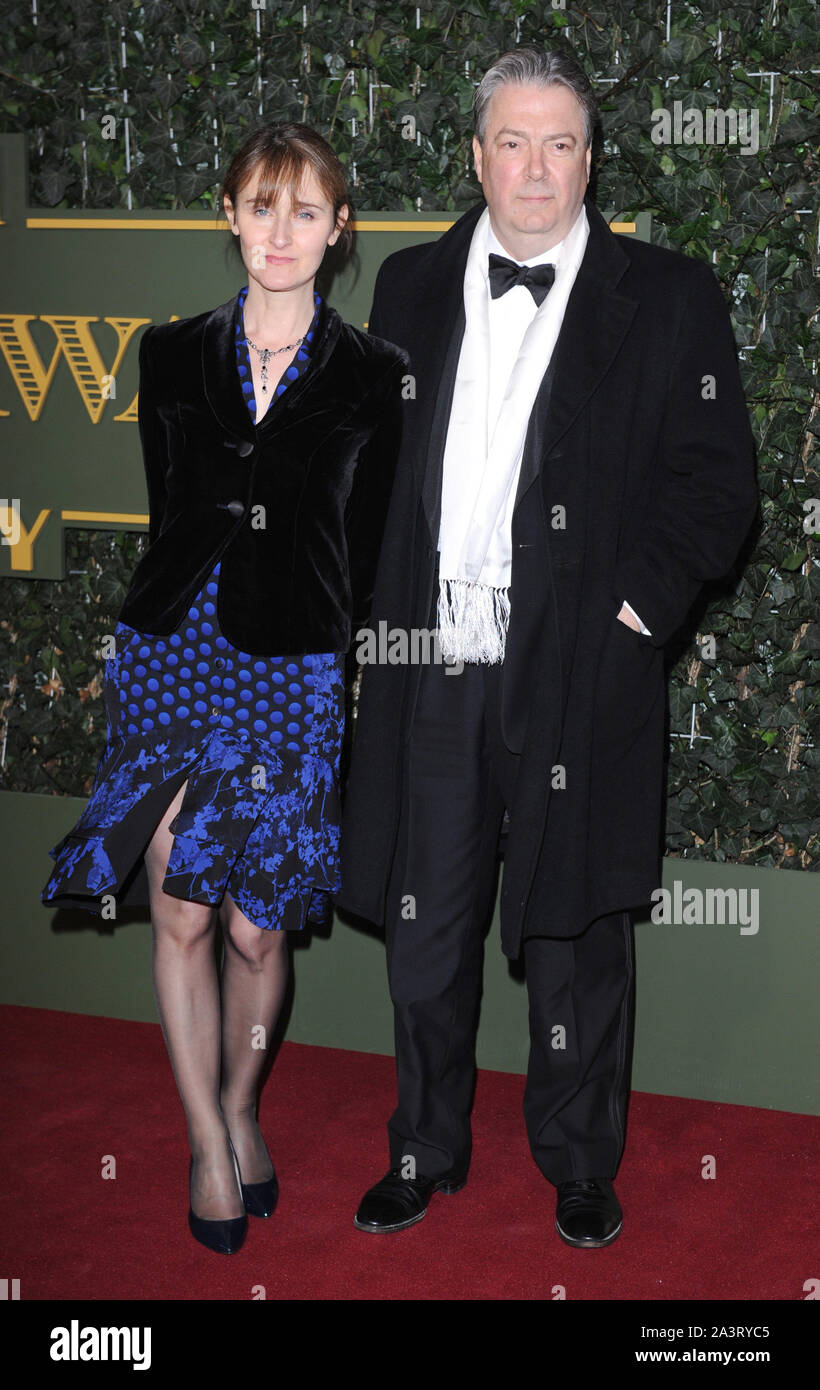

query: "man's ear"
(472, 133), (483, 183)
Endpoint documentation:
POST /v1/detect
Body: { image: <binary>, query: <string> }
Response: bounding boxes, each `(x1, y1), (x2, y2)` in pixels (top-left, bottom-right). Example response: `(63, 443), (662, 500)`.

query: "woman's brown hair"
(219, 122), (354, 268)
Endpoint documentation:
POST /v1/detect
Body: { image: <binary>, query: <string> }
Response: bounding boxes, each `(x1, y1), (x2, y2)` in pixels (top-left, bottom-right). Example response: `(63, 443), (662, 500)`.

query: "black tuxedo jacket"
(338, 193), (759, 952)
(117, 293), (408, 655)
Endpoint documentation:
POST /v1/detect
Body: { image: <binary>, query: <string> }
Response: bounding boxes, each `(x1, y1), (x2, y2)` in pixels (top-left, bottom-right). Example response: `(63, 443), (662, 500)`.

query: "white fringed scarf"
(436, 203), (589, 663)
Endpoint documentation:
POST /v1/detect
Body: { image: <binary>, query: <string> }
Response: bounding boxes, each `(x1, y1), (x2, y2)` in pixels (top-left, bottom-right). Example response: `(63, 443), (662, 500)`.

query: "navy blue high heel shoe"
(188, 1141), (248, 1254)
(240, 1165), (279, 1219)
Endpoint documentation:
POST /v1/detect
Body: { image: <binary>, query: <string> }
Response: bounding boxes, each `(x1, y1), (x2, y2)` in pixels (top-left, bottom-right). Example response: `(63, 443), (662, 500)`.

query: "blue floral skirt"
(42, 564), (346, 932)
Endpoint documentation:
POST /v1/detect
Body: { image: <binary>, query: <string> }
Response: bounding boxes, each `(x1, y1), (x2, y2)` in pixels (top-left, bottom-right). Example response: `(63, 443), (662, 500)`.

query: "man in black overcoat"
(336, 47), (757, 1246)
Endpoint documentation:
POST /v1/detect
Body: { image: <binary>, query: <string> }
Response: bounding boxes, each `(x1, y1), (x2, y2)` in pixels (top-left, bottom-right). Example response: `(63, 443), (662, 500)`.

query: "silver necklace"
(245, 328), (308, 394)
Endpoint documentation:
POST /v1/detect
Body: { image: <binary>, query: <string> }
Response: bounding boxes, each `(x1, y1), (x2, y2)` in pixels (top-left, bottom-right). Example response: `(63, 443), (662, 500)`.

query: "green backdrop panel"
(3, 790), (818, 1115)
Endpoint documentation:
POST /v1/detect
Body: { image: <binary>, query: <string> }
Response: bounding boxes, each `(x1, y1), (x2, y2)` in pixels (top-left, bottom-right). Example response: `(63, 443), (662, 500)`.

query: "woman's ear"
(329, 203), (350, 245)
(223, 195), (239, 234)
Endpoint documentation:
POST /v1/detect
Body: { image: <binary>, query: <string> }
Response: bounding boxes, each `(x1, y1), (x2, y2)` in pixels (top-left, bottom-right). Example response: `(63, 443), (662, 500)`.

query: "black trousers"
(384, 653), (636, 1187)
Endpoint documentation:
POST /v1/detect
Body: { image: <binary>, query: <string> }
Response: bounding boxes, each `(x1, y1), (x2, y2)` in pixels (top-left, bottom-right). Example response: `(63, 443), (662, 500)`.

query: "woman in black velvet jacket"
(42, 123), (407, 1255)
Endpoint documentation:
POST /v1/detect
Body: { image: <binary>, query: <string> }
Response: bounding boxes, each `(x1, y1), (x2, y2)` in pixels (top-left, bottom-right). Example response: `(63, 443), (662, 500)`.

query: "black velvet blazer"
(117, 292), (409, 655)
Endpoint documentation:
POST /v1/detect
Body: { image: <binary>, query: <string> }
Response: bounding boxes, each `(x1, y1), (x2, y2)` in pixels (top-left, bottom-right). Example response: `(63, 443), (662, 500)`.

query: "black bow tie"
(488, 254), (556, 306)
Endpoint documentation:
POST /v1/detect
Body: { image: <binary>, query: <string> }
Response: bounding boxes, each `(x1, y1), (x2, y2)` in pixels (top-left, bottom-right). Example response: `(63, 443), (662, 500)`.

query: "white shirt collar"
(485, 201), (586, 269)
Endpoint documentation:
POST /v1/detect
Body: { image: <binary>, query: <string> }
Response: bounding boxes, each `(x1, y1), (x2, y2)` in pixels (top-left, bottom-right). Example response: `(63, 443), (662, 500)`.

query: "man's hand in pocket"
(616, 602), (642, 631)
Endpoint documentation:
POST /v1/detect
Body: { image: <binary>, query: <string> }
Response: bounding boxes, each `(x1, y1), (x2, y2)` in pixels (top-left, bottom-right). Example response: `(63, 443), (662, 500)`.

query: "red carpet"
(2, 1004), (816, 1301)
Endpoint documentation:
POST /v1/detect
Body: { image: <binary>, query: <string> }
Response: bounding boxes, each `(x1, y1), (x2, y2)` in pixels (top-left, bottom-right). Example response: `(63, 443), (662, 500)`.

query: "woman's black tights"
(144, 779), (289, 1219)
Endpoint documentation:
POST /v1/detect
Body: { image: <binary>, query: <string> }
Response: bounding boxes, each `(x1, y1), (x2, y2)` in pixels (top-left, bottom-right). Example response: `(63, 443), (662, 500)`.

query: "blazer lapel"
(513, 351), (559, 509)
(201, 293), (255, 444)
(516, 196), (638, 509)
(201, 292), (341, 444)
(421, 300), (465, 540)
(398, 200), (485, 543)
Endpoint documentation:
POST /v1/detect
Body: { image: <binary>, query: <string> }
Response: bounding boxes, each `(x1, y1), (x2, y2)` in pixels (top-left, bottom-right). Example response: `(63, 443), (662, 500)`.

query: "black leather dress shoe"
(240, 1168), (279, 1219)
(555, 1178), (622, 1248)
(354, 1167), (467, 1233)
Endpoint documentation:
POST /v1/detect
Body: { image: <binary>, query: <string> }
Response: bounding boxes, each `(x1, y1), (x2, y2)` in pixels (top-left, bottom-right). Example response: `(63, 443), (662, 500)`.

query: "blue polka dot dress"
(43, 288), (345, 931)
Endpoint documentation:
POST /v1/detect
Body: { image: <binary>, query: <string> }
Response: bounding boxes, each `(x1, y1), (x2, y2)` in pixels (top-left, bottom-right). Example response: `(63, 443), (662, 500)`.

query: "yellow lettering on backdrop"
(0, 503), (50, 570)
(0, 315), (150, 421)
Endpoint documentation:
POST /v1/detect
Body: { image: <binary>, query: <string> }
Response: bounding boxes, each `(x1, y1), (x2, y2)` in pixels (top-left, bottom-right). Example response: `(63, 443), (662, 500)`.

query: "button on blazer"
(117, 291), (409, 656)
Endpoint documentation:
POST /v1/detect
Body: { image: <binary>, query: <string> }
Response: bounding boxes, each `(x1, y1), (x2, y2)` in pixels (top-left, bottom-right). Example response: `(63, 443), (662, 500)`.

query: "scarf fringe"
(437, 577), (510, 665)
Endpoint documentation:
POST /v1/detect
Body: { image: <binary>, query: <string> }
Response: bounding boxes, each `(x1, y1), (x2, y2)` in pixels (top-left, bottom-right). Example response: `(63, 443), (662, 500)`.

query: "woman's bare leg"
(218, 894), (289, 1185)
(145, 780), (244, 1220)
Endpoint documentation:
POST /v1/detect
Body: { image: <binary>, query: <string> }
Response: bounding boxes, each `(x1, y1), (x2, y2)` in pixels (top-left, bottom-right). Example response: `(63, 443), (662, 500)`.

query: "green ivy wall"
(1, 0), (818, 870)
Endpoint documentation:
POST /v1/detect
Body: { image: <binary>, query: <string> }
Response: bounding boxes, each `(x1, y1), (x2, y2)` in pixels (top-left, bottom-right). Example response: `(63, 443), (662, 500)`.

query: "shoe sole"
(191, 1238), (247, 1253)
(555, 1217), (623, 1249)
(353, 1178), (466, 1234)
(354, 1208), (427, 1234)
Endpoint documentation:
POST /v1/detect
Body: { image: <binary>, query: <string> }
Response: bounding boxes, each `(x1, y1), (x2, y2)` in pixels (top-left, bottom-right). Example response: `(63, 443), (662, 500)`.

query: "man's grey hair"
(473, 48), (599, 149)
